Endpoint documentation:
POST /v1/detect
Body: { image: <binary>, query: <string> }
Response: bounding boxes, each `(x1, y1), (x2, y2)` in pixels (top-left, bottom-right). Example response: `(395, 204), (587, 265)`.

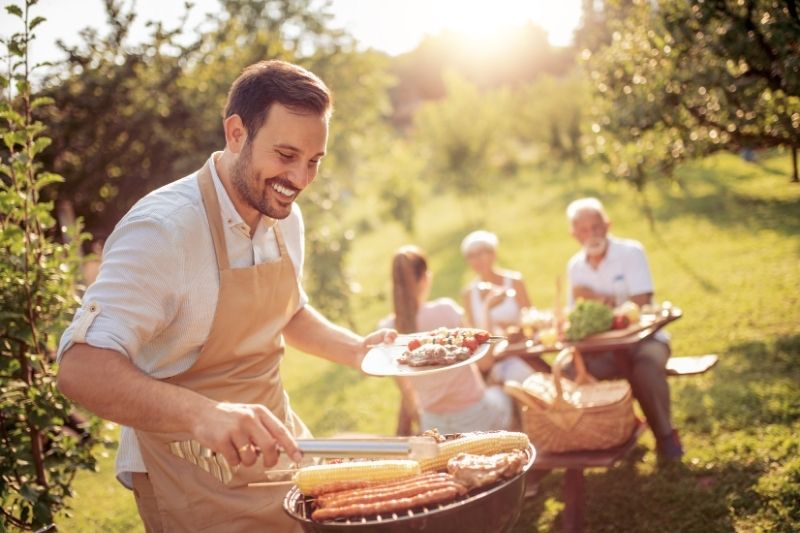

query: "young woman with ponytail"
(380, 245), (524, 435)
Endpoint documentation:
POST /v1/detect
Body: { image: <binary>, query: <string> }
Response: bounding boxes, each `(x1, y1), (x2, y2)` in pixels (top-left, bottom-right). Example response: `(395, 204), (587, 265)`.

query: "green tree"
(511, 75), (590, 166)
(0, 1), (100, 529)
(585, 0), (800, 187)
(414, 72), (513, 195)
(38, 0), (207, 241)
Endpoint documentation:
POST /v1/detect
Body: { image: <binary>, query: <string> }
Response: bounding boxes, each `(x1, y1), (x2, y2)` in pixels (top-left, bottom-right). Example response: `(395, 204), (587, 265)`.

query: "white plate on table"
(361, 337), (495, 377)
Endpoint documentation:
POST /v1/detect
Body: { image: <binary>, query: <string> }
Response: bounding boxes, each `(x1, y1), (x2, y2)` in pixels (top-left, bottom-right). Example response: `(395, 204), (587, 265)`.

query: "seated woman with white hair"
(460, 230), (532, 333)
(460, 230), (537, 383)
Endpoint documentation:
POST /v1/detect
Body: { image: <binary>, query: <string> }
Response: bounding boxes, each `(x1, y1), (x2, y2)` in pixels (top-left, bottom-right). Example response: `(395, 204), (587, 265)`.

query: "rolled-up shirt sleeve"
(57, 215), (183, 363)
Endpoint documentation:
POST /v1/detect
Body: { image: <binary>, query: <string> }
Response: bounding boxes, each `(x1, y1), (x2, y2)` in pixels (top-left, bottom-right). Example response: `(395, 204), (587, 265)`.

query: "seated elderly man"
(564, 197), (683, 460)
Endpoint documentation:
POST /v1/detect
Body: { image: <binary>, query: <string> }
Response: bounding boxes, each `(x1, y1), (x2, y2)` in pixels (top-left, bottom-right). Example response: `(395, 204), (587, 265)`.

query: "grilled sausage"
(311, 483), (467, 521)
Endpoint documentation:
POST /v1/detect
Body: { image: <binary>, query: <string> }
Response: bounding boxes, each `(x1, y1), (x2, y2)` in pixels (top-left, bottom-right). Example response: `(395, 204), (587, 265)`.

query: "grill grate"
(284, 445), (535, 529)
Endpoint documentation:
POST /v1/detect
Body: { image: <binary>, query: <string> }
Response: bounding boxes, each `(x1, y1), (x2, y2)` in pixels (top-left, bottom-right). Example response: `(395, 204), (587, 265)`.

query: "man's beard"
(584, 237), (608, 257)
(231, 143), (299, 220)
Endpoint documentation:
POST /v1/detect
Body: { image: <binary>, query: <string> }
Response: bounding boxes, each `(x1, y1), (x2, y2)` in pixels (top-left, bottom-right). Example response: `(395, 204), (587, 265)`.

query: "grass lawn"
(57, 151), (799, 531)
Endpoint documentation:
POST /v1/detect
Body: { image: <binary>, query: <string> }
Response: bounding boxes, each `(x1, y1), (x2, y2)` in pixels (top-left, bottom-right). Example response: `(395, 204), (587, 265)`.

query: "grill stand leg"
(562, 468), (585, 533)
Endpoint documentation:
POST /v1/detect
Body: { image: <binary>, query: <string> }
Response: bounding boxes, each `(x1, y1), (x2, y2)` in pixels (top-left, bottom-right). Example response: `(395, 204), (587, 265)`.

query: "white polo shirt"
(56, 152), (307, 486)
(566, 235), (653, 307)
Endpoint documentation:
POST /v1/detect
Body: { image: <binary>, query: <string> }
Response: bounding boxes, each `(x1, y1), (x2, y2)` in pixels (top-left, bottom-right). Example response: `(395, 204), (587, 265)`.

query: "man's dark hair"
(223, 60), (332, 139)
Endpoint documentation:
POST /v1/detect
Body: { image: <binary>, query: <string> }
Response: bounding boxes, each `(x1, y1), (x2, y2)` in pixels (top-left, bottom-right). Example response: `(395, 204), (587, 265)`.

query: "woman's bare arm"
(512, 277), (532, 309)
(461, 288), (475, 327)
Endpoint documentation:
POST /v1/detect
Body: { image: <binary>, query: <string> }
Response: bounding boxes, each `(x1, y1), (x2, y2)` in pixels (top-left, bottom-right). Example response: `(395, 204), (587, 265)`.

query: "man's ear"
(223, 114), (248, 154)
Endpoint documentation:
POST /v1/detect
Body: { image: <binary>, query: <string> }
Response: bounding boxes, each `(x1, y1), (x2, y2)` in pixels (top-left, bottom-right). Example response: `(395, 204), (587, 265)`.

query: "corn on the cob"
(417, 431), (530, 472)
(294, 460), (420, 494)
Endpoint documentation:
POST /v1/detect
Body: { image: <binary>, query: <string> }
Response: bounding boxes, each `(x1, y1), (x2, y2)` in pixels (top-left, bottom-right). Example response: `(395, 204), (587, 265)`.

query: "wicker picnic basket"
(504, 347), (636, 453)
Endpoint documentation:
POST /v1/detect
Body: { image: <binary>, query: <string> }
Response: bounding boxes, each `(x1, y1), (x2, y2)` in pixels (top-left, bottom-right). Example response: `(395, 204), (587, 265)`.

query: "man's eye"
(309, 159), (320, 166)
(277, 151), (294, 160)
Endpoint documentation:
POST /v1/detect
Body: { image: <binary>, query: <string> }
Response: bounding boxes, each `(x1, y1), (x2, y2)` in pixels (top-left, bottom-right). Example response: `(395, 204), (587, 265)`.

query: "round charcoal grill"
(283, 444), (536, 533)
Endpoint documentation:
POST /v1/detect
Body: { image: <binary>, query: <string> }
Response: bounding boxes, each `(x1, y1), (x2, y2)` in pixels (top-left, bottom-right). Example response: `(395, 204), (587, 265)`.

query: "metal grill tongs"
(294, 436), (439, 459)
(169, 436), (440, 486)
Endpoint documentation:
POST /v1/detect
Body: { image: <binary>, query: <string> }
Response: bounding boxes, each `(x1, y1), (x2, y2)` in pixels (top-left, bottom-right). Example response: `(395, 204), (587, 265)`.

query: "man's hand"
(58, 345), (304, 470)
(359, 328), (398, 361)
(192, 402), (303, 468)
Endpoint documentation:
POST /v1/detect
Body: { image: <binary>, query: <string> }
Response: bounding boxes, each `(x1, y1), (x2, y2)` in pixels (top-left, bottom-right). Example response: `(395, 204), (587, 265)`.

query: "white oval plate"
(361, 338), (494, 377)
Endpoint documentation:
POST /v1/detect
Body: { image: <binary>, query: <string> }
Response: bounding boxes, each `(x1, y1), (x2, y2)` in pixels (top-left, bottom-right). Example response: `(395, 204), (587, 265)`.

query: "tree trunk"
(792, 146), (799, 183)
(56, 198), (77, 243)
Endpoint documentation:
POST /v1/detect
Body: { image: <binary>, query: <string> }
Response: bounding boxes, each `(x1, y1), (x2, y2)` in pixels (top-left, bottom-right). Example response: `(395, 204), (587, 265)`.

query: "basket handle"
(551, 347), (595, 404)
(503, 380), (553, 410)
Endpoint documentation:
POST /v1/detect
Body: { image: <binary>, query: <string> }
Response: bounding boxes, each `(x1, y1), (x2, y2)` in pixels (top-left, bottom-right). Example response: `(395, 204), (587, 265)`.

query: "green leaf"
(7, 40), (23, 57)
(15, 78), (29, 94)
(30, 96), (54, 109)
(33, 500), (53, 527)
(34, 171), (64, 190)
(29, 16), (46, 31)
(3, 130), (26, 150)
(0, 109), (25, 125)
(31, 137), (51, 156)
(20, 483), (38, 503)
(5, 5), (22, 18)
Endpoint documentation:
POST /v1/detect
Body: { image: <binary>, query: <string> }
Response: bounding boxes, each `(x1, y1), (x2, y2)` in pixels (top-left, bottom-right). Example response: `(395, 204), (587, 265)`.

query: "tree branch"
(682, 102), (788, 147)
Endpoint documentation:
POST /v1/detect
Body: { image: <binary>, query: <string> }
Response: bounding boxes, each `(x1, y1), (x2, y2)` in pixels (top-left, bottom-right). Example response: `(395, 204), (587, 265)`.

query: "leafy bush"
(1, 1), (99, 529)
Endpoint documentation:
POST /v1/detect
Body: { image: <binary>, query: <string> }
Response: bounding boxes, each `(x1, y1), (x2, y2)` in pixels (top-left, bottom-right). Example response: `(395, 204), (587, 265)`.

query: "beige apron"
(134, 162), (311, 532)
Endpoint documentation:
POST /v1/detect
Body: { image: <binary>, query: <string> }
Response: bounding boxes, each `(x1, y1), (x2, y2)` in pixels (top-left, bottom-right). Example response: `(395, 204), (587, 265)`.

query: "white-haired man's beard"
(584, 237), (608, 257)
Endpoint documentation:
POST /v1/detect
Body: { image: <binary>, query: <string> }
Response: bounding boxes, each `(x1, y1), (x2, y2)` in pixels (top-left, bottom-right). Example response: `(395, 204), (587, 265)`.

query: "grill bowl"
(283, 443), (536, 533)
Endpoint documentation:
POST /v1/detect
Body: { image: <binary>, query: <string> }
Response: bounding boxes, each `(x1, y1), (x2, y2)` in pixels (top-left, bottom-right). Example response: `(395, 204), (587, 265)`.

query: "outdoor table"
(502, 310), (681, 532)
(497, 308), (682, 365)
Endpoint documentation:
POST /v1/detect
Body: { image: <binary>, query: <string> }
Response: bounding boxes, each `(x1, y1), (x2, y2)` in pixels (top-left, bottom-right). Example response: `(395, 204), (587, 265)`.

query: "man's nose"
(286, 163), (311, 189)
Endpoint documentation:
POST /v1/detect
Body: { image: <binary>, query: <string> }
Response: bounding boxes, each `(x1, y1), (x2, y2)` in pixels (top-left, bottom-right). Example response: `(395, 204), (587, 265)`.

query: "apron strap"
(273, 222), (289, 258)
(198, 161), (231, 271)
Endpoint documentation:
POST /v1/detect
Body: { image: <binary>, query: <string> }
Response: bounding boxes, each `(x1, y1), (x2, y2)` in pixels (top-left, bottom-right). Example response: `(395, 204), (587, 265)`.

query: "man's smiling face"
(231, 103), (328, 220)
(571, 208), (610, 257)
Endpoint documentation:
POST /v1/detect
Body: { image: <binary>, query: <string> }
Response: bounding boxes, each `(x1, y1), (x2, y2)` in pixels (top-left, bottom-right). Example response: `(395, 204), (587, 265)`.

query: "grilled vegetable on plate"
(361, 327), (501, 377)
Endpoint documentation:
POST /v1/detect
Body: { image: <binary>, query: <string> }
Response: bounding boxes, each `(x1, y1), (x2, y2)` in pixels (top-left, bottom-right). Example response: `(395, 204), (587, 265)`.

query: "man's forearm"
(283, 305), (364, 368)
(57, 343), (214, 433)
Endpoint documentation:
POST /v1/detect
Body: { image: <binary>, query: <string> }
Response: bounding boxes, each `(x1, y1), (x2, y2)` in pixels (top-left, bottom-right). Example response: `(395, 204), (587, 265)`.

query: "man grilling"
(56, 60), (396, 532)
